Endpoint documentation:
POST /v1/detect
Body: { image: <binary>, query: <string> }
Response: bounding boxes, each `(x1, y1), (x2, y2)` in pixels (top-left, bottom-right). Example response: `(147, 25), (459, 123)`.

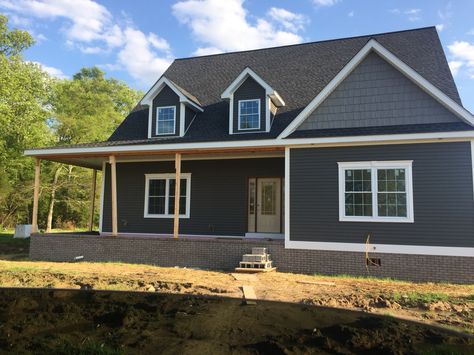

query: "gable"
(232, 76), (267, 133)
(150, 85), (181, 137)
(296, 52), (461, 132)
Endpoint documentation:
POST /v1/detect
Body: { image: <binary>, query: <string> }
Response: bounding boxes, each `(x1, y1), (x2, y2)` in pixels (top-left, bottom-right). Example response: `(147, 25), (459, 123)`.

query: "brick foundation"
(30, 234), (473, 284)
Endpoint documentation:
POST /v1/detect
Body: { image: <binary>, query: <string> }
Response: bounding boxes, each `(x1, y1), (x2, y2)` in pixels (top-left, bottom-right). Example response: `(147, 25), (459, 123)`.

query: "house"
(25, 27), (474, 283)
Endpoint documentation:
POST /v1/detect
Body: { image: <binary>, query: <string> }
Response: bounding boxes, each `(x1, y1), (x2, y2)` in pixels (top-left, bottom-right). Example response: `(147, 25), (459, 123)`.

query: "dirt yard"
(0, 233), (472, 336)
(1, 288), (473, 354)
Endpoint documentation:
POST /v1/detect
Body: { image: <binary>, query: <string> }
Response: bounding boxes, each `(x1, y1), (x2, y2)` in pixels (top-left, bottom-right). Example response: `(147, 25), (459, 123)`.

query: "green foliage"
(0, 14), (142, 230)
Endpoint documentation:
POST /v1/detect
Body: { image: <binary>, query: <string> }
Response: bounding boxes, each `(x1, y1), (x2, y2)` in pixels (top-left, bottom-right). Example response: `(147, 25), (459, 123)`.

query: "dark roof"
(168, 79), (201, 106)
(108, 26), (464, 144)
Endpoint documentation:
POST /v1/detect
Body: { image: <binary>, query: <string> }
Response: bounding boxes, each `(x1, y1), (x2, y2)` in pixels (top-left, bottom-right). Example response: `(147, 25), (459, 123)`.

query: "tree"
(0, 14), (52, 229)
(44, 67), (142, 229)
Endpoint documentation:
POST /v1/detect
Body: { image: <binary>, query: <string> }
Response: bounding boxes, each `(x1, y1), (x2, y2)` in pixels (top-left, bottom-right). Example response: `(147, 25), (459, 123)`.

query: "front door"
(256, 178), (281, 233)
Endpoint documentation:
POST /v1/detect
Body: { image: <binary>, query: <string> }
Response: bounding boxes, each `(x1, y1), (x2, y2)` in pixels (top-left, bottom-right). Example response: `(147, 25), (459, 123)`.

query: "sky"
(2, 0), (474, 111)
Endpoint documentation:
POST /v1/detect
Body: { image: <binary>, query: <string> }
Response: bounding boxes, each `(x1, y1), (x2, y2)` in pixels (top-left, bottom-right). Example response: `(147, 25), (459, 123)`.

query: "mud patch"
(0, 288), (472, 354)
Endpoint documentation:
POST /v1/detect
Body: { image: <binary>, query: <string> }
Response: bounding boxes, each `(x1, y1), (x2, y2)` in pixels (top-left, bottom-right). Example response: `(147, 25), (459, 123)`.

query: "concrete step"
(251, 247), (267, 255)
(242, 254), (270, 262)
(239, 261), (273, 269)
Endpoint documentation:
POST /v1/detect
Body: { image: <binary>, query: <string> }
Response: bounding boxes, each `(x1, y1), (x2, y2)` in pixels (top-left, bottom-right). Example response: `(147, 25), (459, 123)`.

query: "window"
(238, 99), (260, 130)
(338, 161), (413, 222)
(156, 106), (176, 135)
(144, 173), (191, 218)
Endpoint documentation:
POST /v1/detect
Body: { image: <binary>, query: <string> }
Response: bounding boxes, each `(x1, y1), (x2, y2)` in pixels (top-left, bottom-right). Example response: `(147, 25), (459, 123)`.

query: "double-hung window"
(338, 161), (413, 222)
(238, 99), (260, 130)
(144, 173), (191, 218)
(156, 106), (176, 135)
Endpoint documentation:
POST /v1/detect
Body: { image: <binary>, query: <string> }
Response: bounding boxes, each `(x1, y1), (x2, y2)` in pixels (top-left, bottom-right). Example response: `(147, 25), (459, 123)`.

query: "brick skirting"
(30, 234), (474, 284)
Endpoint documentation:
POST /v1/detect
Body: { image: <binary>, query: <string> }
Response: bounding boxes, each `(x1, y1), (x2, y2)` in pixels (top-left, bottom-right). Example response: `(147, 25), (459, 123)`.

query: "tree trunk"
(45, 166), (61, 233)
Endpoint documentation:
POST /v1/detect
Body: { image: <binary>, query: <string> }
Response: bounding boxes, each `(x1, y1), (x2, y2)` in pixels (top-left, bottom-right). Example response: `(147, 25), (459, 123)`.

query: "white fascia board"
(24, 130), (474, 157)
(278, 39), (474, 138)
(141, 77), (203, 112)
(221, 67), (285, 107)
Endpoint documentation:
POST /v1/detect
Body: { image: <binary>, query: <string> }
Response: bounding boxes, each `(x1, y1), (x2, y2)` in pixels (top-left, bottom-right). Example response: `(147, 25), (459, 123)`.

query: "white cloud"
(448, 41), (474, 78)
(193, 47), (223, 56)
(312, 0), (340, 7)
(405, 8), (421, 22)
(1, 0), (174, 86)
(31, 61), (68, 79)
(467, 29), (474, 36)
(448, 61), (463, 76)
(436, 3), (453, 32)
(117, 27), (172, 86)
(268, 7), (308, 32)
(436, 24), (445, 32)
(389, 9), (400, 15)
(172, 0), (307, 55)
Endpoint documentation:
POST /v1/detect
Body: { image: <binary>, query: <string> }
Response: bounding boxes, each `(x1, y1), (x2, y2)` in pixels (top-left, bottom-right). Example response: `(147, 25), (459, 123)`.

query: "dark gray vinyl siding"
(297, 52), (460, 131)
(102, 158), (284, 235)
(233, 77), (266, 133)
(151, 85), (180, 137)
(289, 142), (474, 247)
(184, 106), (195, 133)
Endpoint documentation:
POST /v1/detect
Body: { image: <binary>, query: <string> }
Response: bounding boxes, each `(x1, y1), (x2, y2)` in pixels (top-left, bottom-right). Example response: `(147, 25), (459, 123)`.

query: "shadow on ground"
(0, 234), (29, 260)
(0, 288), (472, 354)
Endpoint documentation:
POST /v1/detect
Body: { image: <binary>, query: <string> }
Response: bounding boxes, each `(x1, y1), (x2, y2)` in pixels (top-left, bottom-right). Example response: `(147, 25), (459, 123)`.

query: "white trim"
(98, 161), (106, 233)
(284, 147), (290, 246)
(155, 106), (176, 136)
(285, 240), (474, 257)
(147, 105), (153, 139)
(228, 93), (234, 134)
(237, 99), (261, 130)
(143, 173), (191, 218)
(179, 103), (185, 136)
(141, 77), (203, 112)
(24, 131), (474, 157)
(338, 161), (414, 223)
(221, 67), (285, 106)
(278, 39), (474, 138)
(266, 97), (271, 132)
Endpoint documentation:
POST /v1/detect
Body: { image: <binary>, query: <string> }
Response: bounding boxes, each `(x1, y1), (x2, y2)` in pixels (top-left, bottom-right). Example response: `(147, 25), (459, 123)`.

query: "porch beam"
(88, 169), (97, 231)
(109, 155), (118, 236)
(31, 158), (41, 233)
(173, 152), (182, 239)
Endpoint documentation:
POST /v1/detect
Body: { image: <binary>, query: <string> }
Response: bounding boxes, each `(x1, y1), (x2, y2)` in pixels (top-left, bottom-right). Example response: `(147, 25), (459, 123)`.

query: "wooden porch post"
(173, 153), (182, 239)
(109, 156), (118, 236)
(31, 158), (41, 234)
(88, 169), (97, 231)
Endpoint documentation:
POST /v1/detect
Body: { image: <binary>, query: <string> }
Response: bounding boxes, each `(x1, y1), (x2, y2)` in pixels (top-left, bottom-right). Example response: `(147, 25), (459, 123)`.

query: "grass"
(55, 341), (123, 355)
(392, 291), (450, 303)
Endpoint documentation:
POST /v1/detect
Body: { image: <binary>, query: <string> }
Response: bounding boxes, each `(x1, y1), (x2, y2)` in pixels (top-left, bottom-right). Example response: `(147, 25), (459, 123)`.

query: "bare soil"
(0, 288), (473, 354)
(0, 259), (473, 335)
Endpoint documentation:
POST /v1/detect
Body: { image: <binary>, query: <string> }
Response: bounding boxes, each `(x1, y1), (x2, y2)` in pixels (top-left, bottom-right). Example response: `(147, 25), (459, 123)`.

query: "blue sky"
(2, 0), (474, 111)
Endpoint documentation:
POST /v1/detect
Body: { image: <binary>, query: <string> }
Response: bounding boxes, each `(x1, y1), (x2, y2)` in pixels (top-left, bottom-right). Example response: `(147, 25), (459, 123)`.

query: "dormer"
(141, 77), (203, 138)
(221, 67), (285, 134)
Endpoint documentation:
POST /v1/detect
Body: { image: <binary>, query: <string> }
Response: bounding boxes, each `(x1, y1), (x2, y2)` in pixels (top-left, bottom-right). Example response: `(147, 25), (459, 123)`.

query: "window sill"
(144, 214), (190, 219)
(339, 216), (414, 223)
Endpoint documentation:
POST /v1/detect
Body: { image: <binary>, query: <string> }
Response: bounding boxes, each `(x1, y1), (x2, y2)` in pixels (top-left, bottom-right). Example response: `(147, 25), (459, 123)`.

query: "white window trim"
(144, 173), (191, 218)
(155, 106), (176, 136)
(338, 161), (414, 223)
(237, 99), (261, 131)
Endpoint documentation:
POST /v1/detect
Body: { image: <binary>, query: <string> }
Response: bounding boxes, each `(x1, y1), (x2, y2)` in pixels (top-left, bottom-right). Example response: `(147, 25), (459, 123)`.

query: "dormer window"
(221, 67), (285, 135)
(156, 106), (176, 135)
(238, 99), (260, 130)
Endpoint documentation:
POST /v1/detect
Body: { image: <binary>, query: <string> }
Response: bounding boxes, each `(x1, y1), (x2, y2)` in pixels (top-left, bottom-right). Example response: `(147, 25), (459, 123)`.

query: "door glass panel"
(261, 182), (276, 215)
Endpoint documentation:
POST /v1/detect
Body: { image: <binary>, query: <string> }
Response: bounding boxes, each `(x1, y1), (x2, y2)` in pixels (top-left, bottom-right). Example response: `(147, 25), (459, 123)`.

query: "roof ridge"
(173, 26), (437, 61)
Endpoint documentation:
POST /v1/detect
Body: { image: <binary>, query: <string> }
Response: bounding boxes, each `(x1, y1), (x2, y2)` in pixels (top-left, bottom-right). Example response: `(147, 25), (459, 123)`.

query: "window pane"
(157, 107), (175, 134)
(149, 179), (166, 196)
(168, 178), (188, 215)
(345, 192), (372, 216)
(239, 100), (260, 129)
(344, 169), (372, 217)
(148, 196), (165, 215)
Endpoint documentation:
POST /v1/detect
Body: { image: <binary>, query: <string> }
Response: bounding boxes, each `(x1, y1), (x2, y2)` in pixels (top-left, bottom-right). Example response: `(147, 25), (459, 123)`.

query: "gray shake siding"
(289, 142), (474, 247)
(297, 52), (459, 131)
(233, 77), (266, 133)
(151, 85), (180, 137)
(102, 158), (284, 235)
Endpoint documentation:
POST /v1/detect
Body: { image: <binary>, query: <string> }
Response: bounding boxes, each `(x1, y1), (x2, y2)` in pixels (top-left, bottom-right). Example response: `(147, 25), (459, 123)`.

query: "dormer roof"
(141, 76), (203, 112)
(221, 67), (285, 107)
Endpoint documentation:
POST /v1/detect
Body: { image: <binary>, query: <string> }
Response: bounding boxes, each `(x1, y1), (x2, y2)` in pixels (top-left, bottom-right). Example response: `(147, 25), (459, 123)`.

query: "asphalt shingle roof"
(107, 26), (464, 144)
